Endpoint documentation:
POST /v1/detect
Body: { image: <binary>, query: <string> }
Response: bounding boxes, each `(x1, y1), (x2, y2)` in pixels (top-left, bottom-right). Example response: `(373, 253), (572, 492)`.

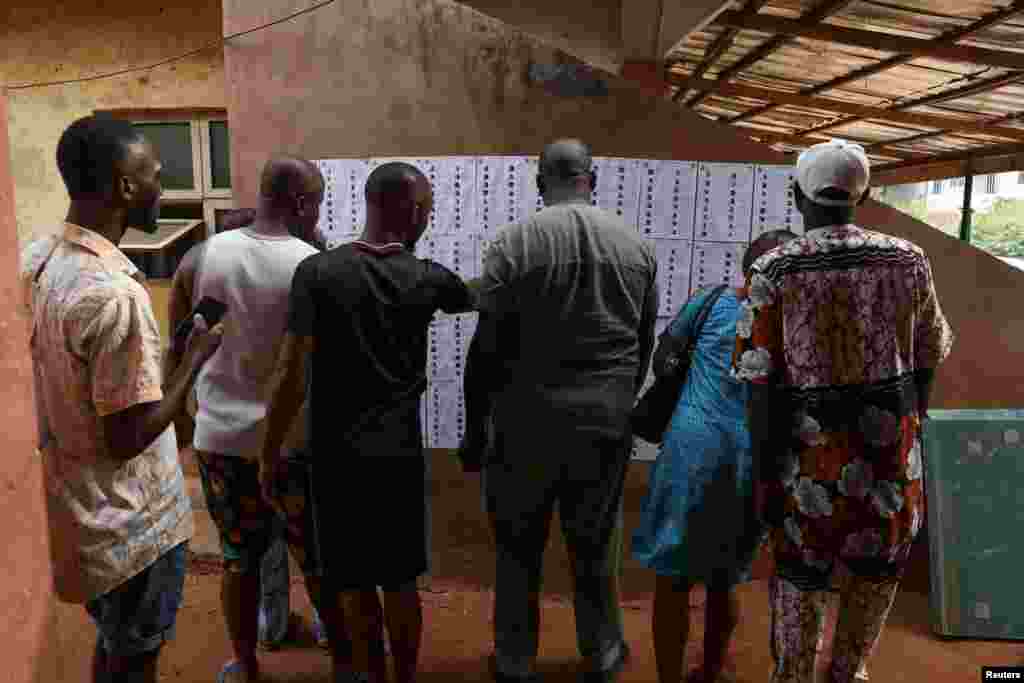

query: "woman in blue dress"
(633, 230), (797, 683)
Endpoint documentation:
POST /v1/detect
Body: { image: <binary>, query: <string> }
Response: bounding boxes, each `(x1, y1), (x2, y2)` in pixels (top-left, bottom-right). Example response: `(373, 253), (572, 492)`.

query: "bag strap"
(684, 284), (728, 357)
(656, 284), (727, 378)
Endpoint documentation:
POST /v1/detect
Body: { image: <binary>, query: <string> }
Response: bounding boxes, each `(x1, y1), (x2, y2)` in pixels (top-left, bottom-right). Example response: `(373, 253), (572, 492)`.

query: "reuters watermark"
(985, 668), (1024, 680)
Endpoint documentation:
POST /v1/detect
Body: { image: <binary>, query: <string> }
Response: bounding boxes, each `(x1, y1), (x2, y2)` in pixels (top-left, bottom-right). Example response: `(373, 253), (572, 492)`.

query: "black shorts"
(286, 452), (428, 593)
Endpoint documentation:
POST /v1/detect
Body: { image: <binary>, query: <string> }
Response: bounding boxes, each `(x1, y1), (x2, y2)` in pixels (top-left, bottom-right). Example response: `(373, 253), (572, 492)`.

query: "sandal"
(217, 660), (253, 683)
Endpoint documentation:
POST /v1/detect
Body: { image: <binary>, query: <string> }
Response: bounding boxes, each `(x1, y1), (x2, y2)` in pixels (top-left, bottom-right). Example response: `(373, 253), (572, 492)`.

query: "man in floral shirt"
(733, 140), (953, 683)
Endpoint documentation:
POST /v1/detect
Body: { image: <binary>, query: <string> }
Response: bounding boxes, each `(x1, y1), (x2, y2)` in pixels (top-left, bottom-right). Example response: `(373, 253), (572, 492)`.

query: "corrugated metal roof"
(664, 0), (1024, 178)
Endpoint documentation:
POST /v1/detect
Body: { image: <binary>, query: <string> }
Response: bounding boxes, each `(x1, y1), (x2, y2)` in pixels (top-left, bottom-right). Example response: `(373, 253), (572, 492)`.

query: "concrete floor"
(44, 453), (1024, 682)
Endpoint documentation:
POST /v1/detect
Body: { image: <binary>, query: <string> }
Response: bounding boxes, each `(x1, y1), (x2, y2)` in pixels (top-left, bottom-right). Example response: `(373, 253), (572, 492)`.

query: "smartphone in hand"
(173, 296), (227, 354)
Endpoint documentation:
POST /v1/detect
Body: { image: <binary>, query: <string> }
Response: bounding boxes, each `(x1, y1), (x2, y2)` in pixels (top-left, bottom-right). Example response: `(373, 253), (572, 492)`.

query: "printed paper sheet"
(653, 239), (694, 317)
(695, 163), (755, 243)
(637, 160), (698, 240)
(591, 157), (642, 229)
(691, 241), (747, 291)
(753, 165), (804, 236)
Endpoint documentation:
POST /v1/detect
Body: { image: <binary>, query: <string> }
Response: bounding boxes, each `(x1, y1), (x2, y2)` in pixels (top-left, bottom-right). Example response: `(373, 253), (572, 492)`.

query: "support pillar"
(960, 166), (974, 243)
(0, 87), (61, 683)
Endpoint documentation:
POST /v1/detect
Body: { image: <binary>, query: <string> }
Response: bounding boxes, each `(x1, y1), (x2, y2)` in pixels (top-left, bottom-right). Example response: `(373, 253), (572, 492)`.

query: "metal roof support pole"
(960, 164), (974, 244)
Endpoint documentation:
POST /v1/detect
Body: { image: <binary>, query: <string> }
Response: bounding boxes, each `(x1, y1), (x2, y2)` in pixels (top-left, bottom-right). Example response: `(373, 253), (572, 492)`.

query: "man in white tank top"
(166, 158), (321, 683)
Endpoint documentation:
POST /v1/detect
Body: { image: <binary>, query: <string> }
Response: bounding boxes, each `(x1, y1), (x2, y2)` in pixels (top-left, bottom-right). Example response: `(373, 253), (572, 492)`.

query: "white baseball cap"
(795, 140), (871, 207)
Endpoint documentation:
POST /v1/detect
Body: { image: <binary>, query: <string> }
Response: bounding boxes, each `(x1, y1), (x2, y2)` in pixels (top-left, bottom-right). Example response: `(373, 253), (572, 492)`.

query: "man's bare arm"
(102, 323), (221, 462)
(914, 368), (935, 418)
(261, 333), (313, 474)
(165, 241), (208, 377)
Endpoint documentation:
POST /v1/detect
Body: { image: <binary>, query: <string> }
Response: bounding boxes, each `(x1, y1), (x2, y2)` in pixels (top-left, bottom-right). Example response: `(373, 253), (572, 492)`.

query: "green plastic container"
(924, 409), (1024, 640)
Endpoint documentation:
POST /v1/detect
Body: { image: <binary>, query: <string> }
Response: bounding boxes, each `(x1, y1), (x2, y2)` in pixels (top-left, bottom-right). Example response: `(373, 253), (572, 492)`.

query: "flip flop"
(217, 660), (252, 683)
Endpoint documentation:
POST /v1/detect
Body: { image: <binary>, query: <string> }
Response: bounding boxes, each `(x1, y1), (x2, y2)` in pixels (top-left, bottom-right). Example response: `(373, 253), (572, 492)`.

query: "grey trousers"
(483, 439), (629, 677)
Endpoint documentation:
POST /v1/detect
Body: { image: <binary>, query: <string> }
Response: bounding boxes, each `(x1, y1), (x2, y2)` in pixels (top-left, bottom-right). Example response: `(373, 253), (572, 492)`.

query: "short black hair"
(259, 157), (321, 206)
(56, 115), (145, 199)
(365, 162), (426, 202)
(539, 139), (592, 180)
(743, 229), (798, 274)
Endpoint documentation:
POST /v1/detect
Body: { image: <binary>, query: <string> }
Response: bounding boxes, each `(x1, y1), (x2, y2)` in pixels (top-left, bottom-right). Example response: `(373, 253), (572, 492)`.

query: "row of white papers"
(314, 156), (803, 453)
(419, 314), (676, 452)
(406, 233), (748, 315)
(314, 157), (803, 245)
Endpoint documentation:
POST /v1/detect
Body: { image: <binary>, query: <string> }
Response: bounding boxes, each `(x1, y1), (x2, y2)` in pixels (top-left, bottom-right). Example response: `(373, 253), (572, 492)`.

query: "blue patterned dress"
(632, 287), (764, 584)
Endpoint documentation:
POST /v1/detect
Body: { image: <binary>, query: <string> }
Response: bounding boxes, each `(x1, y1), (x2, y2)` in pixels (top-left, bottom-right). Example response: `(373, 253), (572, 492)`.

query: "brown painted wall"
(458, 0), (623, 72)
(856, 200), (1024, 408)
(0, 89), (65, 683)
(222, 0), (785, 210)
(222, 0), (1024, 409)
(2, 0), (227, 243)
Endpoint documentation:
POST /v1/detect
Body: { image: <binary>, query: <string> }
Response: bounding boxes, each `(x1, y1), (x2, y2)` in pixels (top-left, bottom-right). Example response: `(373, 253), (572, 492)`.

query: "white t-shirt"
(193, 227), (318, 459)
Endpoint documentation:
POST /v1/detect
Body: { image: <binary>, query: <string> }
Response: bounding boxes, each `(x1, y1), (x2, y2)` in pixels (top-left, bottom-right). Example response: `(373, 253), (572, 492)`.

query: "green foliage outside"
(880, 196), (1024, 258)
(971, 199), (1024, 257)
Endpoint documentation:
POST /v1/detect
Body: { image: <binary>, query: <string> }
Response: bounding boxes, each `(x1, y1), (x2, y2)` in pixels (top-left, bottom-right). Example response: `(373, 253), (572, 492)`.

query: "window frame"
(98, 109), (233, 240)
(128, 119), (204, 201)
(198, 116), (232, 200)
(203, 198), (237, 239)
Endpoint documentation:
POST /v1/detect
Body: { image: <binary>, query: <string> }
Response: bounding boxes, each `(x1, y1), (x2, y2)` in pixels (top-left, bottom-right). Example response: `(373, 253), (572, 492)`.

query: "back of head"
(259, 157), (321, 209)
(365, 162), (425, 205)
(57, 114), (144, 199)
(539, 139), (593, 180)
(256, 157), (323, 242)
(743, 229), (798, 275)
(364, 162), (430, 244)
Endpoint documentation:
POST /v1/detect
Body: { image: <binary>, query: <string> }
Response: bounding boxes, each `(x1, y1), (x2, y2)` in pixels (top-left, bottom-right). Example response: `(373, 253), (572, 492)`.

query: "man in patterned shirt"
(22, 115), (222, 683)
(733, 140), (953, 683)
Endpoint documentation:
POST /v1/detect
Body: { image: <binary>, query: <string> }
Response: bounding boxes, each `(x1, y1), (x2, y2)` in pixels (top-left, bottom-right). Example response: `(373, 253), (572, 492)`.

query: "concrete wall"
(2, 0), (227, 243)
(221, 0), (1024, 410)
(222, 0), (784, 206)
(0, 89), (65, 683)
(459, 0), (622, 72)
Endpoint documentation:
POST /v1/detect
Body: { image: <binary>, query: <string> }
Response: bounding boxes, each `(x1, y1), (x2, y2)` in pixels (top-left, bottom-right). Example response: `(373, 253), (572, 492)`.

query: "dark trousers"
(484, 437), (630, 676)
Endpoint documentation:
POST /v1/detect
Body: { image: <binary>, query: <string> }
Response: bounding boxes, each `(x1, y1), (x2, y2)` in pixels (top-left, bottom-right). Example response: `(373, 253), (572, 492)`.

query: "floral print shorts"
(194, 451), (283, 573)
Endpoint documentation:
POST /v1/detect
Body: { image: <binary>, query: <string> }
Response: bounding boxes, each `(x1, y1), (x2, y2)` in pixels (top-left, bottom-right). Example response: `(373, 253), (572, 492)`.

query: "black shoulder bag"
(630, 285), (727, 444)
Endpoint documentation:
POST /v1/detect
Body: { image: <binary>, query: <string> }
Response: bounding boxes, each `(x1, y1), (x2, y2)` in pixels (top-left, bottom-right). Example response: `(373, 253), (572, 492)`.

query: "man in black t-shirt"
(259, 162), (472, 683)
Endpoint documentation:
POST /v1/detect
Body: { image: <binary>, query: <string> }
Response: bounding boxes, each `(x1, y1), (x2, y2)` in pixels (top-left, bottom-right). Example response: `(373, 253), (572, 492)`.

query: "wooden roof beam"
(858, 110), (1024, 152)
(670, 75), (1024, 142)
(872, 156), (1024, 185)
(712, 10), (1024, 70)
(746, 130), (913, 159)
(671, 0), (771, 102)
(871, 140), (1024, 184)
(684, 0), (857, 108)
(874, 140), (1024, 172)
(793, 70), (1024, 139)
(728, 0), (1024, 124)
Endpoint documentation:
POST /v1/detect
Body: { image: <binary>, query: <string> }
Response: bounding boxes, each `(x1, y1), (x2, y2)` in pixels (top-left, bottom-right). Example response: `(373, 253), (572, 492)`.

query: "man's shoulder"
(19, 234), (60, 282)
(857, 226), (928, 259)
(283, 238), (320, 268)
